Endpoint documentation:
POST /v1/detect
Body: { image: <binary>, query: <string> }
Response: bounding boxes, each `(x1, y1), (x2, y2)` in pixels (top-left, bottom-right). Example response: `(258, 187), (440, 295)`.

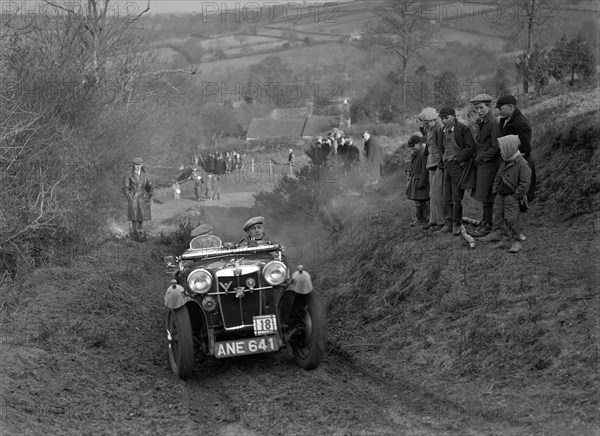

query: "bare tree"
(363, 0), (436, 113)
(496, 0), (562, 93)
(42, 0), (150, 87)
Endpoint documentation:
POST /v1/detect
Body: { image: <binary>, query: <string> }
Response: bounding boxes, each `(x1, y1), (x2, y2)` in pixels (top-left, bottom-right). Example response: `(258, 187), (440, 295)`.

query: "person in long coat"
(123, 157), (153, 241)
(406, 133), (430, 227)
(497, 95), (535, 202)
(419, 107), (445, 232)
(480, 95), (534, 243)
(469, 94), (501, 237)
(362, 130), (383, 183)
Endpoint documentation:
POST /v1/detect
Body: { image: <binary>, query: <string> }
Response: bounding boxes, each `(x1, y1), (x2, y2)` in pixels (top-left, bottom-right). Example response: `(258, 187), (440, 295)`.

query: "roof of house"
(302, 115), (341, 137)
(246, 118), (307, 140)
(267, 108), (309, 120)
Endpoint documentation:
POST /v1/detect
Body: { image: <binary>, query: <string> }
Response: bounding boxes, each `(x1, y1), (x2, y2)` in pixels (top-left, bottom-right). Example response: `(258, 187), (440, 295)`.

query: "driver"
(239, 216), (272, 247)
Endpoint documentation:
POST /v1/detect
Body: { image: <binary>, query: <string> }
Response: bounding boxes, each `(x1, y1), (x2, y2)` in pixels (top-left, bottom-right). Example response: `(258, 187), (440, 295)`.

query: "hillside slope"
(319, 89), (599, 435)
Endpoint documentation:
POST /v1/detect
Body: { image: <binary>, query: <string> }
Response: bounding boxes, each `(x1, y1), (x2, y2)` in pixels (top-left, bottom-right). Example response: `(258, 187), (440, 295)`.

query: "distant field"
(183, 42), (366, 81)
(153, 0), (594, 84)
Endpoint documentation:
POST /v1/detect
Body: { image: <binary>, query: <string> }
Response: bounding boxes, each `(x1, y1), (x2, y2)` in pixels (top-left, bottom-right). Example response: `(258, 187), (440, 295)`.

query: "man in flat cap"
(469, 93), (501, 237)
(434, 106), (477, 236)
(123, 157), (153, 242)
(418, 107), (445, 232)
(239, 216), (270, 247)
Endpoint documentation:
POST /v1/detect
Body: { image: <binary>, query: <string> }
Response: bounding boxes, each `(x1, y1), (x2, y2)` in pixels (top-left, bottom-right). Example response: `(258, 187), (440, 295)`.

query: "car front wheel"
(166, 306), (194, 379)
(290, 289), (327, 370)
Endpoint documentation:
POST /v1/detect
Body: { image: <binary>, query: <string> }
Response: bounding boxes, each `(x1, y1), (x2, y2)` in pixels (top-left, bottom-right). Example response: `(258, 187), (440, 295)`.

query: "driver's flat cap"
(191, 224), (213, 237)
(243, 216), (264, 232)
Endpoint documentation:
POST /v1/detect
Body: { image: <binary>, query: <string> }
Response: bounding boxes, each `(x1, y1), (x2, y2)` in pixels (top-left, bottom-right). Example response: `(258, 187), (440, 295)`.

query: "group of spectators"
(199, 150), (243, 175)
(405, 94), (534, 253)
(190, 167), (221, 201)
(308, 127), (383, 184)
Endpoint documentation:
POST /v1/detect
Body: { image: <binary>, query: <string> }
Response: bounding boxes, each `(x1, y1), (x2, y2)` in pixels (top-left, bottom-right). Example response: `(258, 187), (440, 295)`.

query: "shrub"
(533, 110), (600, 220)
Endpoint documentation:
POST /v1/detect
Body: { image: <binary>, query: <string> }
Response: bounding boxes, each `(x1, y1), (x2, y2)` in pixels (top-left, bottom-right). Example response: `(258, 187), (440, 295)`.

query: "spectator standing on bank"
(406, 133), (430, 227)
(469, 94), (501, 237)
(480, 95), (534, 243)
(171, 179), (181, 200)
(434, 107), (477, 236)
(491, 135), (531, 253)
(212, 174), (221, 201)
(497, 95), (535, 202)
(362, 130), (383, 184)
(419, 107), (445, 232)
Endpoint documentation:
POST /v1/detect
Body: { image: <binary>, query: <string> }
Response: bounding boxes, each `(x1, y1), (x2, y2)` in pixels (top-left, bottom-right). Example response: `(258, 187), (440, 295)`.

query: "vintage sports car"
(163, 233), (327, 379)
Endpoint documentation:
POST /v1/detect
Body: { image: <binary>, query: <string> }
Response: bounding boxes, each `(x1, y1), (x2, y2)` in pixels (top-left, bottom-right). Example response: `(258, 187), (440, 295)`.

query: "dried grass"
(321, 105), (599, 429)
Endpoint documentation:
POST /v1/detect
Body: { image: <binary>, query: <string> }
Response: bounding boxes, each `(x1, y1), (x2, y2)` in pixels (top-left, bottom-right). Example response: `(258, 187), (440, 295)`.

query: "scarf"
(498, 135), (521, 161)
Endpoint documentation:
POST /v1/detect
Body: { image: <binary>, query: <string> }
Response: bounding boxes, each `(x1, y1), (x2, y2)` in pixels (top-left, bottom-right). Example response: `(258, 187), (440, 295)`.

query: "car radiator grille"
(216, 269), (275, 330)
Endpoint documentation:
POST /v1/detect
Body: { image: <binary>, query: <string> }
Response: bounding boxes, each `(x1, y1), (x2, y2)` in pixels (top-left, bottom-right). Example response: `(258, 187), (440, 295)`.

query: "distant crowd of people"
(405, 94), (534, 253)
(307, 127), (383, 184)
(198, 150), (243, 174)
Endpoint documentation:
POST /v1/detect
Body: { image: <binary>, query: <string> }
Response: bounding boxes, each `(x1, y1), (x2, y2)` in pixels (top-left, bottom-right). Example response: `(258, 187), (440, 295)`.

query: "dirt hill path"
(0, 173), (537, 436)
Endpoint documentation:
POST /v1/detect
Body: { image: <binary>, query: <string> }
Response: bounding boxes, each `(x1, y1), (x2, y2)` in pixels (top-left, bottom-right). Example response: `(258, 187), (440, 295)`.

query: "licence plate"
(253, 314), (278, 335)
(214, 336), (279, 359)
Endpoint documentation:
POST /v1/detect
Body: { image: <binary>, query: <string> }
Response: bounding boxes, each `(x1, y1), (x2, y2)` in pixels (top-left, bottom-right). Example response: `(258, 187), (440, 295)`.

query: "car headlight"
(187, 269), (212, 294)
(263, 261), (287, 286)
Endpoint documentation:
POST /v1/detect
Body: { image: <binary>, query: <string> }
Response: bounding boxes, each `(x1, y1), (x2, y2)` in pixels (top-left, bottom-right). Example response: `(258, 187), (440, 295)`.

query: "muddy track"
(0, 236), (521, 436)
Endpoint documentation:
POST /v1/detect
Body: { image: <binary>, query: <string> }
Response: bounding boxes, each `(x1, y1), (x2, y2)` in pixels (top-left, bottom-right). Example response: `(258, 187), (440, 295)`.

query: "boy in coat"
(406, 133), (430, 227)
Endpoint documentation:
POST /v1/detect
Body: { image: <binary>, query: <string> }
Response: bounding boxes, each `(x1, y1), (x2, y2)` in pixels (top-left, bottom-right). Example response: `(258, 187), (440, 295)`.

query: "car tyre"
(290, 289), (327, 370)
(166, 306), (194, 379)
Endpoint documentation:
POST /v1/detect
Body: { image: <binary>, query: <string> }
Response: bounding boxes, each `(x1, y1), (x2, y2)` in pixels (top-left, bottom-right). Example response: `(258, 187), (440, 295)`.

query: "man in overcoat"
(419, 107), (445, 232)
(123, 157), (153, 242)
(362, 130), (383, 184)
(497, 95), (535, 202)
(480, 95), (534, 243)
(469, 94), (501, 237)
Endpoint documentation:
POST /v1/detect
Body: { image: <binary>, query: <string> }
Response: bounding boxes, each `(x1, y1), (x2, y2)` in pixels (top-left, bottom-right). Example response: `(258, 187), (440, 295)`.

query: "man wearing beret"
(434, 106), (477, 236)
(123, 157), (153, 242)
(469, 94), (501, 237)
(480, 94), (534, 243)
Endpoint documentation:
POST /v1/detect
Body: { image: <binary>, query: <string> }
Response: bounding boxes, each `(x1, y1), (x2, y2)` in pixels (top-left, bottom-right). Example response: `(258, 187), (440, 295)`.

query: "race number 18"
(253, 315), (277, 335)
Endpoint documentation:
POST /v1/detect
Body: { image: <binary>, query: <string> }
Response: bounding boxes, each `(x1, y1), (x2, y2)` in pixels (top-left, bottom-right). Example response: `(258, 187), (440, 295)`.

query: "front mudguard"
(164, 283), (193, 309)
(286, 268), (313, 295)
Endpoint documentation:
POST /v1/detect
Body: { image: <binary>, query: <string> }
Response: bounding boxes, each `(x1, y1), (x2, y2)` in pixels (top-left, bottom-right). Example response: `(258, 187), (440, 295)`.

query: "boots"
(492, 237), (510, 249)
(479, 230), (502, 243)
(508, 241), (522, 253)
(469, 224), (492, 237)
(434, 223), (452, 234)
(452, 223), (462, 236)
